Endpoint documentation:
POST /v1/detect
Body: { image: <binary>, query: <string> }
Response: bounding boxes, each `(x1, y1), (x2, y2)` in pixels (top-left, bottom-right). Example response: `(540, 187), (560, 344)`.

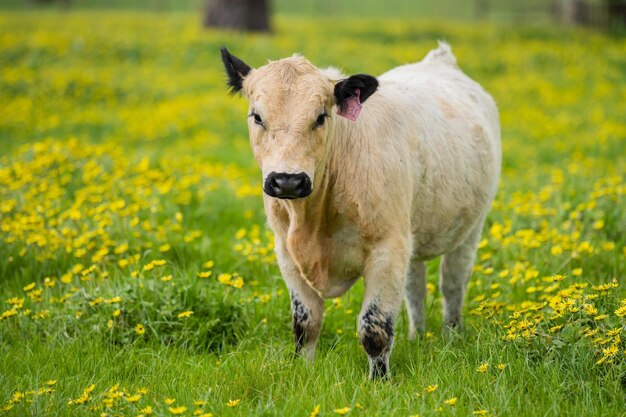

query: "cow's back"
(331, 44), (501, 259)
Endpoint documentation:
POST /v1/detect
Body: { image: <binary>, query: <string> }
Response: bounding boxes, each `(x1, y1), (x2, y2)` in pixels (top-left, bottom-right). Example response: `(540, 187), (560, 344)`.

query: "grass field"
(1, 10), (625, 417)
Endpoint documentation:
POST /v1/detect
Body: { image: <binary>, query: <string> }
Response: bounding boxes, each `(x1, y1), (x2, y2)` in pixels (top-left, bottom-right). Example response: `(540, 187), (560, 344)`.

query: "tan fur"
(233, 43), (501, 377)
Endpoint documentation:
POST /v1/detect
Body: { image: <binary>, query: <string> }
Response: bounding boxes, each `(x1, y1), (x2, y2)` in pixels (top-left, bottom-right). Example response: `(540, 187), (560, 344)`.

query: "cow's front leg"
(359, 235), (411, 379)
(289, 285), (323, 360)
(275, 238), (324, 361)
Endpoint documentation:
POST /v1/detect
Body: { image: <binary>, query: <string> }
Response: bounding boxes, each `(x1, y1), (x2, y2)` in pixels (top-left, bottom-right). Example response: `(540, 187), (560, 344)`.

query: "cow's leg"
(275, 238), (324, 361)
(359, 234), (411, 379)
(439, 217), (485, 331)
(404, 259), (427, 339)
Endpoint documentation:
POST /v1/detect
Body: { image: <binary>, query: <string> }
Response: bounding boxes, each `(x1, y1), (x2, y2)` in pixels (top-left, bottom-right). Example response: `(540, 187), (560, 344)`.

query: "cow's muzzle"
(264, 172), (312, 199)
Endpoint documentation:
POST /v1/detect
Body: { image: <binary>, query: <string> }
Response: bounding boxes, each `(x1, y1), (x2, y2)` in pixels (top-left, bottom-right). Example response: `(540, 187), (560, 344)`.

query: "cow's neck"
(281, 160), (332, 294)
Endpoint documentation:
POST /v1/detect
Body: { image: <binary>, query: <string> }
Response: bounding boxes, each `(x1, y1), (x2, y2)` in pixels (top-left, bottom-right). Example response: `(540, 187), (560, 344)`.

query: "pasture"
(1, 9), (625, 417)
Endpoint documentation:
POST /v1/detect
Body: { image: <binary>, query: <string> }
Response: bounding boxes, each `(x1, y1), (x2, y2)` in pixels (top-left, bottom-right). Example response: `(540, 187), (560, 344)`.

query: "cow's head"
(221, 47), (378, 200)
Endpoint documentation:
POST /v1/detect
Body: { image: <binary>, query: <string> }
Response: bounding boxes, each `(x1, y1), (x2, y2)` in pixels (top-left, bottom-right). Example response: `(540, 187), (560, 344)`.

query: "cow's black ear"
(334, 74), (378, 111)
(220, 47), (252, 95)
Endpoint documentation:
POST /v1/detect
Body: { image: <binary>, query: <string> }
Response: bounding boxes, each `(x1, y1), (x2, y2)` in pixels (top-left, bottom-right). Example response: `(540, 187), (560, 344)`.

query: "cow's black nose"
(264, 172), (312, 199)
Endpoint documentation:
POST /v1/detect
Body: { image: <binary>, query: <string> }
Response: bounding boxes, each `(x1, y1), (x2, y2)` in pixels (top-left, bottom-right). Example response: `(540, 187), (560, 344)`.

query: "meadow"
(0, 9), (625, 417)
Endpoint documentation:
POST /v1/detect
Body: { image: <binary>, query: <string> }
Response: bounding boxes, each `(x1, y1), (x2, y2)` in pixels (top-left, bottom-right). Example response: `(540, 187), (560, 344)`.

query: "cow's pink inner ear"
(337, 89), (362, 121)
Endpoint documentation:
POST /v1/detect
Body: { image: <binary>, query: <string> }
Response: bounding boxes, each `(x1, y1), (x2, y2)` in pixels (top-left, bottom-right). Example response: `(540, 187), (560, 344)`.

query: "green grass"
(0, 0), (558, 21)
(0, 10), (625, 417)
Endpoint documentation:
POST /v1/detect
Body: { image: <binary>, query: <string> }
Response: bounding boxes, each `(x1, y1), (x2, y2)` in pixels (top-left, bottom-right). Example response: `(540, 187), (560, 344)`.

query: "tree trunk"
(204, 0), (270, 32)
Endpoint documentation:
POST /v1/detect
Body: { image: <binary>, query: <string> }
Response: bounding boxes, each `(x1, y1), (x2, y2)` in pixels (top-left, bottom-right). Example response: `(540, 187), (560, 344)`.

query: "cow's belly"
(411, 222), (474, 261)
(411, 198), (489, 261)
(321, 227), (366, 298)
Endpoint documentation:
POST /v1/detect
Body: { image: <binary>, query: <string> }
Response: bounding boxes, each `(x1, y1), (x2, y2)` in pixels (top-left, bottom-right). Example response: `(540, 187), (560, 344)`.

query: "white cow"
(221, 43), (501, 378)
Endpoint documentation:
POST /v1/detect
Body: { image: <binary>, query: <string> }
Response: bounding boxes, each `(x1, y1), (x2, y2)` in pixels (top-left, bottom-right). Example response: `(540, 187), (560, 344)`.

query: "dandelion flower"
(177, 310), (194, 318)
(126, 394), (141, 402)
(310, 404), (321, 417)
(218, 273), (232, 284)
(444, 397), (458, 406)
(551, 246), (563, 256)
(135, 324), (146, 335)
(600, 241), (615, 251)
(477, 362), (490, 373)
(334, 406), (351, 415)
(424, 384), (438, 393)
(227, 399), (241, 407)
(229, 277), (244, 289)
(169, 406), (188, 415)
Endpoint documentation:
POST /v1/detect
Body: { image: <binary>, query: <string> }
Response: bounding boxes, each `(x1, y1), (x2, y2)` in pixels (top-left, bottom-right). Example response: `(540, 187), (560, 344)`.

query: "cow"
(220, 43), (501, 379)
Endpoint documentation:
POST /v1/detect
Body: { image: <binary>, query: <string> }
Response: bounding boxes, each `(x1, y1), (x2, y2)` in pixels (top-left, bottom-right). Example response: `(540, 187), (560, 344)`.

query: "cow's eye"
(314, 113), (327, 128)
(249, 112), (264, 127)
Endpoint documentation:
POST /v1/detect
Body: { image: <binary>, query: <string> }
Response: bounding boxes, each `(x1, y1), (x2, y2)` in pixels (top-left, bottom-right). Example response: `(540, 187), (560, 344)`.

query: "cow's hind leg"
(439, 218), (485, 331)
(360, 234), (412, 379)
(404, 259), (427, 339)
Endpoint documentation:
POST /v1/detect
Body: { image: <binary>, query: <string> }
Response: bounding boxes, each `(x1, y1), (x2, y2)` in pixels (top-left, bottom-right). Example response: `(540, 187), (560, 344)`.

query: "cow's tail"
(424, 41), (458, 68)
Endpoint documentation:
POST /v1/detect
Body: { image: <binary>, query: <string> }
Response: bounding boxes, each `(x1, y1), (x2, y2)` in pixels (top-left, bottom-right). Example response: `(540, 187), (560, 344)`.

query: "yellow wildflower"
(135, 324), (146, 335)
(310, 404), (321, 417)
(424, 384), (438, 393)
(169, 406), (188, 415)
(444, 397), (458, 406)
(126, 394), (141, 402)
